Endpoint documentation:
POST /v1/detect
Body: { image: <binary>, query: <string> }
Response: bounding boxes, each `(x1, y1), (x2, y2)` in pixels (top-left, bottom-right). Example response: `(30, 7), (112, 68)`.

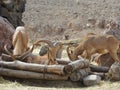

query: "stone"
(86, 18), (96, 28)
(0, 0), (26, 28)
(39, 45), (48, 56)
(0, 16), (15, 54)
(97, 19), (106, 29)
(104, 19), (120, 41)
(93, 53), (115, 68)
(70, 69), (89, 81)
(83, 75), (101, 86)
(67, 17), (83, 31)
(109, 62), (120, 81)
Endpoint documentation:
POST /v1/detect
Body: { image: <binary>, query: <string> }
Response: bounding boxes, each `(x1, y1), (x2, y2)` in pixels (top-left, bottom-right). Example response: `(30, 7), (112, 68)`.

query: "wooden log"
(0, 68), (68, 80)
(0, 60), (66, 75)
(64, 59), (89, 74)
(69, 68), (90, 81)
(90, 64), (109, 73)
(56, 59), (71, 65)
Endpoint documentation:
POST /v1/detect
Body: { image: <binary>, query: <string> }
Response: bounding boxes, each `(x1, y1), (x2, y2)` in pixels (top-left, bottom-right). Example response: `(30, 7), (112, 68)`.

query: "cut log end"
(64, 65), (73, 74)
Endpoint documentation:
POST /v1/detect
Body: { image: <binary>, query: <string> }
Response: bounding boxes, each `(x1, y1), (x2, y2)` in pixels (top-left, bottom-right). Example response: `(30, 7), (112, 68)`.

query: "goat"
(67, 33), (120, 62)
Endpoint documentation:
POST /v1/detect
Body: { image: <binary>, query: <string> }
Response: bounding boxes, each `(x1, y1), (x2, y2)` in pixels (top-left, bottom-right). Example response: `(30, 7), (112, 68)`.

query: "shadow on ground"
(2, 76), (87, 88)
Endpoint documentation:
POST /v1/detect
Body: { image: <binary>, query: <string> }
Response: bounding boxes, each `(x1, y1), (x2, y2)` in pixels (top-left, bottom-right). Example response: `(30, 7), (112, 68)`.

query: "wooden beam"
(0, 68), (68, 80)
(0, 60), (66, 75)
(90, 64), (109, 73)
(64, 60), (89, 74)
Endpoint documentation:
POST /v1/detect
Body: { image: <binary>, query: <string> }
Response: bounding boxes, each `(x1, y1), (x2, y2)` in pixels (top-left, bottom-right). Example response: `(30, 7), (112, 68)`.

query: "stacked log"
(0, 56), (119, 82)
(0, 68), (68, 80)
(0, 58), (90, 81)
(64, 59), (89, 74)
(90, 64), (109, 73)
(69, 68), (90, 81)
(63, 59), (90, 81)
(0, 60), (68, 80)
(0, 60), (66, 75)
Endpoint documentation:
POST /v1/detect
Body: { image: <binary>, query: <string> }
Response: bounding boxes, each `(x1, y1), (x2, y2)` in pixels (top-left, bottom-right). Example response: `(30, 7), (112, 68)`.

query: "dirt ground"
(23, 0), (120, 42)
(0, 76), (120, 90)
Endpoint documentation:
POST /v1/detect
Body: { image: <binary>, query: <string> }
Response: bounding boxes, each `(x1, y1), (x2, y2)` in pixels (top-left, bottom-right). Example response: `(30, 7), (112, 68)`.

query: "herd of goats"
(4, 24), (120, 66)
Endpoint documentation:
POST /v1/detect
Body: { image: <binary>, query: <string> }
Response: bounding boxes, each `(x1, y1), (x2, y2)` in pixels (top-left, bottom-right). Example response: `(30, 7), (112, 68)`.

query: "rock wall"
(0, 0), (26, 54)
(0, 17), (15, 54)
(0, 0), (26, 28)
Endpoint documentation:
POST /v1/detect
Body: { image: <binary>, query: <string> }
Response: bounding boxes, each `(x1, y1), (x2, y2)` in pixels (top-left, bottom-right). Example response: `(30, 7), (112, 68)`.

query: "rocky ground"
(22, 0), (120, 42)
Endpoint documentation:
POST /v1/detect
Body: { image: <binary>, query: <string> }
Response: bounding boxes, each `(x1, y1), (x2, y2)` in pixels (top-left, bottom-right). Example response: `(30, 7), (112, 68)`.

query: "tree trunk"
(90, 64), (109, 73)
(69, 68), (90, 81)
(0, 60), (66, 75)
(64, 60), (89, 74)
(0, 68), (68, 80)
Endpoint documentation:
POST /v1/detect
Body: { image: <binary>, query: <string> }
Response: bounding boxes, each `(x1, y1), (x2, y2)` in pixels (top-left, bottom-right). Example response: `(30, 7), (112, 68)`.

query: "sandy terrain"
(23, 0), (120, 42)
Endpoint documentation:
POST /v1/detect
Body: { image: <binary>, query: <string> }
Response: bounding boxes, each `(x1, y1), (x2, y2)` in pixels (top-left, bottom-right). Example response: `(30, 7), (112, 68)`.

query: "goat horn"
(62, 42), (78, 47)
(66, 46), (71, 55)
(34, 40), (54, 47)
(4, 44), (16, 60)
(18, 45), (35, 60)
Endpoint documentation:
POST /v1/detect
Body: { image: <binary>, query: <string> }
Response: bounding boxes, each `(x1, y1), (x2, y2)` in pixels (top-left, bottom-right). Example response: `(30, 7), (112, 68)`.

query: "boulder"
(86, 18), (96, 28)
(109, 62), (120, 81)
(104, 19), (120, 41)
(83, 75), (101, 86)
(96, 19), (106, 29)
(0, 16), (15, 54)
(0, 0), (26, 28)
(67, 17), (83, 31)
(93, 53), (115, 68)
(70, 69), (89, 81)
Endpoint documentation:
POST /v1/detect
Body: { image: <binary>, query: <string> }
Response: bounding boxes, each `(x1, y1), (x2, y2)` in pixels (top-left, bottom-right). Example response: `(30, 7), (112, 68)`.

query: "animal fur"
(12, 26), (28, 55)
(67, 33), (120, 62)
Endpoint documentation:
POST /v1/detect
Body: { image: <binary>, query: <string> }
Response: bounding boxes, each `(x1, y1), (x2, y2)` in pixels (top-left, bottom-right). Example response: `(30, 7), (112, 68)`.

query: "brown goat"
(12, 26), (28, 56)
(5, 39), (62, 65)
(26, 40), (63, 65)
(67, 33), (120, 62)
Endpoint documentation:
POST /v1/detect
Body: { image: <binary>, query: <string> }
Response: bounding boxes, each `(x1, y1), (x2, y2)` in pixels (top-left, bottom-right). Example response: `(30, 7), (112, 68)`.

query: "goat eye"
(70, 50), (73, 53)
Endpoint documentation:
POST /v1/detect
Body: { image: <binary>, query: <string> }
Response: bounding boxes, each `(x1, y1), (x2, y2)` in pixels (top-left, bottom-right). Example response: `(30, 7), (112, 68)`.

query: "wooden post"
(0, 68), (68, 80)
(0, 60), (66, 75)
(90, 64), (109, 73)
(69, 68), (90, 81)
(64, 60), (89, 74)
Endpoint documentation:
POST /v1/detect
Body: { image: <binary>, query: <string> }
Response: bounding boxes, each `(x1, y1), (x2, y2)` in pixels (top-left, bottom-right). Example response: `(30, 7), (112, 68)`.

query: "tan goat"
(12, 26), (28, 56)
(5, 39), (62, 65)
(67, 33), (120, 62)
